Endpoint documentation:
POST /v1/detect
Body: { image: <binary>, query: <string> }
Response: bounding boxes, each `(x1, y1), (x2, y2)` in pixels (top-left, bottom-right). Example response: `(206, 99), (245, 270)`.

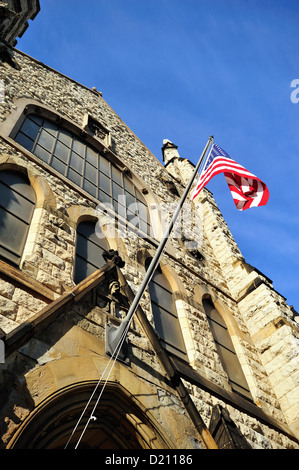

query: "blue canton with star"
(203, 143), (232, 171)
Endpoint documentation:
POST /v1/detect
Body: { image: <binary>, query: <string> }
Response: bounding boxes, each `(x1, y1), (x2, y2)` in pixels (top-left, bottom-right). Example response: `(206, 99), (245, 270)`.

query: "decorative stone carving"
(180, 235), (205, 262)
(102, 249), (125, 268)
(97, 279), (129, 320)
(82, 114), (111, 148)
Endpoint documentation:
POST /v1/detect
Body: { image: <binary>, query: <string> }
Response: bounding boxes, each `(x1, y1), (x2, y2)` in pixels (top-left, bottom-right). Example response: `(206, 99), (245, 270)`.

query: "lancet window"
(146, 260), (187, 360)
(74, 220), (109, 284)
(0, 170), (36, 266)
(203, 298), (252, 399)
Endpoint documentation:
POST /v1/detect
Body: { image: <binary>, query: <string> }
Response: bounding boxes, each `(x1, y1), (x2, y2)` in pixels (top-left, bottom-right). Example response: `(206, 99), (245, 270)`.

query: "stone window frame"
(194, 284), (255, 402)
(0, 156), (57, 269)
(15, 109), (150, 235)
(0, 168), (36, 267)
(0, 160), (58, 314)
(143, 253), (190, 362)
(74, 218), (110, 285)
(202, 296), (252, 400)
(1, 99), (160, 241)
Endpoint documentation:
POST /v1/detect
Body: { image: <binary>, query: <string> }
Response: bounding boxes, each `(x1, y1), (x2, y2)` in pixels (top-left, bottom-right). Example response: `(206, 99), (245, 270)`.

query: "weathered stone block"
(0, 280), (15, 300)
(0, 295), (18, 318)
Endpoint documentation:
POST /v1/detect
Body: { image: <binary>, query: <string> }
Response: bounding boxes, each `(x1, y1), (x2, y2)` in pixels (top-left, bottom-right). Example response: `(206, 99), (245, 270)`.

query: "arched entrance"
(7, 381), (169, 449)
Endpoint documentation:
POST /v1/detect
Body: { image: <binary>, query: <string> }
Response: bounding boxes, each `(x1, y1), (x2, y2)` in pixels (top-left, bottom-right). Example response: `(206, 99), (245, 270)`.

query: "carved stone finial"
(161, 139), (180, 164)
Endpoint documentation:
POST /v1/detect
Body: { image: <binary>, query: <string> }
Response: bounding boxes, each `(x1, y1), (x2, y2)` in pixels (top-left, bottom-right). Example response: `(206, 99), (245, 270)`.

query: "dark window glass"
(29, 114), (43, 126)
(19, 118), (40, 141)
(112, 166), (122, 186)
(15, 114), (151, 236)
(85, 161), (97, 184)
(125, 191), (136, 209)
(43, 120), (58, 136)
(54, 140), (70, 163)
(203, 299), (252, 399)
(37, 128), (55, 150)
(124, 178), (135, 195)
(147, 261), (187, 360)
(99, 156), (110, 176)
(35, 144), (50, 163)
(99, 172), (111, 195)
(74, 220), (109, 284)
(69, 151), (83, 173)
(72, 139), (85, 155)
(58, 130), (72, 146)
(52, 157), (67, 175)
(68, 168), (82, 186)
(98, 190), (111, 205)
(86, 147), (98, 167)
(112, 181), (123, 200)
(0, 171), (36, 266)
(16, 133), (34, 152)
(83, 179), (97, 198)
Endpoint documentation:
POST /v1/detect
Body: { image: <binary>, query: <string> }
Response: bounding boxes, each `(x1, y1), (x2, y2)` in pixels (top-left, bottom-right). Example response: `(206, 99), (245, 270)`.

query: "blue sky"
(17, 0), (299, 310)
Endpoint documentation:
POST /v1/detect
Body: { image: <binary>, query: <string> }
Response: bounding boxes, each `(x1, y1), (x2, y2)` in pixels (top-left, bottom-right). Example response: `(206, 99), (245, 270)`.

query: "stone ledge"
(0, 259), (55, 301)
(171, 356), (298, 443)
(253, 316), (299, 344)
(3, 262), (117, 356)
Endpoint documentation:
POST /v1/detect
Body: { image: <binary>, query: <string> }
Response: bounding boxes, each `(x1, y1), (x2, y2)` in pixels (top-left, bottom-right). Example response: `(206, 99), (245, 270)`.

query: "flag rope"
(64, 317), (132, 449)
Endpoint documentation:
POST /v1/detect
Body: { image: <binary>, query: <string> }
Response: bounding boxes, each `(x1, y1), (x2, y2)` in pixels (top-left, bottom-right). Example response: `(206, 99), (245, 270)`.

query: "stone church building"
(0, 1), (298, 449)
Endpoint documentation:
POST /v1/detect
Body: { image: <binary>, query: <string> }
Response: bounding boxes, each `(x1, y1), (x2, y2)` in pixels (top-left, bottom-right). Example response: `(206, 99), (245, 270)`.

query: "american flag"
(191, 143), (269, 210)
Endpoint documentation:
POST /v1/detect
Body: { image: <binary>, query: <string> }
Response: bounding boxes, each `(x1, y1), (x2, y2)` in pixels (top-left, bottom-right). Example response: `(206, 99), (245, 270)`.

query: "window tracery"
(15, 113), (151, 236)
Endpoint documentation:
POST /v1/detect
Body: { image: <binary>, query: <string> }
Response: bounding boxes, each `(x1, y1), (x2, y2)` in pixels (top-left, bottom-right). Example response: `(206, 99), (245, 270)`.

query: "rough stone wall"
(163, 142), (299, 436)
(185, 381), (297, 449)
(1, 294), (202, 449)
(196, 190), (299, 438)
(162, 138), (299, 438)
(0, 279), (47, 331)
(0, 49), (298, 448)
(239, 287), (299, 436)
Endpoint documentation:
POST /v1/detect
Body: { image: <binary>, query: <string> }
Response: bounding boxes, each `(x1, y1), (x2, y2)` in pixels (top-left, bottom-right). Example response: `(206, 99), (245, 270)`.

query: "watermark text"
(290, 79), (299, 103)
(0, 79), (4, 103)
(94, 198), (204, 252)
(0, 339), (4, 363)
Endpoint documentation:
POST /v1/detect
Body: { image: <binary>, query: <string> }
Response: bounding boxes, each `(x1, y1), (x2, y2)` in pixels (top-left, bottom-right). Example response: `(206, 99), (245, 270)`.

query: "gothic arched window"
(15, 114), (151, 236)
(0, 170), (36, 266)
(147, 260), (187, 361)
(203, 298), (252, 400)
(74, 220), (109, 284)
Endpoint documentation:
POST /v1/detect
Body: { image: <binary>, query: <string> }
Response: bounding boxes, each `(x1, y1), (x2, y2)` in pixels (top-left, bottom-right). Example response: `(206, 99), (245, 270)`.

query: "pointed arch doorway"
(7, 381), (170, 450)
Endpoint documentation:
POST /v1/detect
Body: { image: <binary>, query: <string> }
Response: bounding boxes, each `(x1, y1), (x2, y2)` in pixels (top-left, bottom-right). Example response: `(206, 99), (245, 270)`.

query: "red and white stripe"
(191, 150), (269, 211)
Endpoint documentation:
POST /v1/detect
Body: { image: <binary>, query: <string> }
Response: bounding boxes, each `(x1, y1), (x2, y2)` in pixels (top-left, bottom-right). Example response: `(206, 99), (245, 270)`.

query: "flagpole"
(106, 135), (214, 355)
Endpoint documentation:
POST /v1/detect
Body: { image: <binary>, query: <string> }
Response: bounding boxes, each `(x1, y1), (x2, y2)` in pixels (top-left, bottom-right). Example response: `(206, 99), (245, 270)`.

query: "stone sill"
(171, 356), (298, 444)
(0, 258), (56, 303)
